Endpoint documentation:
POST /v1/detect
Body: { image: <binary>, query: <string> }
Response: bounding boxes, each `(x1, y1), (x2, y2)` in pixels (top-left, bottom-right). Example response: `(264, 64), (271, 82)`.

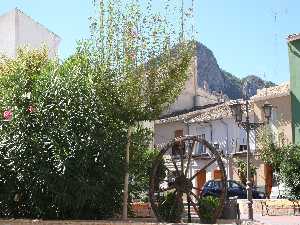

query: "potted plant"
(198, 196), (220, 224)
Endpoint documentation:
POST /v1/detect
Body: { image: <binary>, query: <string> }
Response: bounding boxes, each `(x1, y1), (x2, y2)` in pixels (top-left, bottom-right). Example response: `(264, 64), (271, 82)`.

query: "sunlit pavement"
(241, 214), (300, 225)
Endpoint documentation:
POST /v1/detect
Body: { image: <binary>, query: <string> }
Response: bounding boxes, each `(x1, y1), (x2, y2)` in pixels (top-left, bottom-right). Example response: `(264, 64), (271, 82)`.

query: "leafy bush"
(0, 48), (156, 219)
(157, 191), (183, 223)
(235, 158), (256, 186)
(128, 127), (159, 200)
(0, 49), (124, 219)
(257, 127), (300, 199)
(0, 0), (193, 218)
(279, 145), (300, 199)
(198, 196), (220, 224)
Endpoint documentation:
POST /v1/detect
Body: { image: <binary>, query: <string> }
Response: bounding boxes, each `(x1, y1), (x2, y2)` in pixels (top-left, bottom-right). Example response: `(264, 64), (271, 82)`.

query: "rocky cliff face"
(195, 42), (275, 99)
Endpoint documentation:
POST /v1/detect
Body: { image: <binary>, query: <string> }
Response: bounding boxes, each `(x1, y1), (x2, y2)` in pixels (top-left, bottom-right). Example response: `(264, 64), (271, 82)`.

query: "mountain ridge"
(194, 41), (275, 99)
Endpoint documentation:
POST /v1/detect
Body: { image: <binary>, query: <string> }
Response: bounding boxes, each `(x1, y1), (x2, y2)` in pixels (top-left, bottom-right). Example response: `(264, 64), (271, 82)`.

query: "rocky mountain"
(195, 42), (275, 99)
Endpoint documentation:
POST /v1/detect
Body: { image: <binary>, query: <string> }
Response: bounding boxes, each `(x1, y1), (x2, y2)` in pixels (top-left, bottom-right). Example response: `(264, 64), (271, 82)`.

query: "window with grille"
(196, 134), (206, 154)
(172, 129), (185, 155)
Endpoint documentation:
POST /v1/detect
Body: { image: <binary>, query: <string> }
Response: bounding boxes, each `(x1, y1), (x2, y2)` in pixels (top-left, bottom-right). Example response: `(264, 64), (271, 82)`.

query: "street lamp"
(231, 102), (242, 123)
(230, 100), (272, 220)
(263, 102), (273, 122)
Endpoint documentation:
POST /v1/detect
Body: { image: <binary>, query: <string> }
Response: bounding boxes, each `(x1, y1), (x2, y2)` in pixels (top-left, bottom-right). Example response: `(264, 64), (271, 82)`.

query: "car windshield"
(207, 180), (224, 189)
(207, 180), (245, 189)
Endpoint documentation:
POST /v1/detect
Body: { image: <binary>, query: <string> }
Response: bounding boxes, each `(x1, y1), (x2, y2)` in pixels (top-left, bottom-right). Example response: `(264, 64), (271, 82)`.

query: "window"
(205, 180), (215, 188)
(172, 129), (185, 155)
(196, 134), (206, 154)
(270, 110), (278, 143)
(214, 143), (219, 149)
(239, 144), (247, 152)
(175, 129), (183, 138)
(230, 181), (241, 189)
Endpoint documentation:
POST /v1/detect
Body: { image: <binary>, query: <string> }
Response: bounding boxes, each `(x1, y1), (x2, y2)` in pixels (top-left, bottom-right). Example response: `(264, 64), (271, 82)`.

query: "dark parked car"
(201, 180), (266, 199)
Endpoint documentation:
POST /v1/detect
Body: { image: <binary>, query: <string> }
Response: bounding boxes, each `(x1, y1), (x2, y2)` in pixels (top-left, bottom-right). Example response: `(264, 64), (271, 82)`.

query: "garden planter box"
(131, 202), (154, 218)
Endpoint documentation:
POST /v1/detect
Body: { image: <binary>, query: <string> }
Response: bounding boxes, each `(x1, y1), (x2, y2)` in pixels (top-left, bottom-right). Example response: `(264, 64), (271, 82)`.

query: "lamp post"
(230, 100), (272, 220)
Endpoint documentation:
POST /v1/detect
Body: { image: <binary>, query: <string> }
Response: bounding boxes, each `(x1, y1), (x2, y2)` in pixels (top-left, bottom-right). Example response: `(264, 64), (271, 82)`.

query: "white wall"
(0, 10), (16, 57)
(154, 121), (188, 147)
(189, 117), (256, 154)
(0, 9), (60, 58)
(162, 57), (197, 115)
(15, 9), (60, 58)
(162, 57), (219, 116)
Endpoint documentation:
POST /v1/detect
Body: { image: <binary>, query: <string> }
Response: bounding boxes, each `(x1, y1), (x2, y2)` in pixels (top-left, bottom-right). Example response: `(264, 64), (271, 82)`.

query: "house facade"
(250, 82), (292, 195)
(154, 78), (294, 196)
(251, 83), (292, 144)
(0, 8), (60, 58)
(154, 101), (267, 193)
(186, 102), (258, 191)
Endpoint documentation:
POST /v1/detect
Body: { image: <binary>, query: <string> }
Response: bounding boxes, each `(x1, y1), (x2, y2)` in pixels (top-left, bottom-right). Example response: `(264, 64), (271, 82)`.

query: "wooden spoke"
(189, 190), (201, 203)
(149, 135), (227, 223)
(171, 156), (180, 176)
(157, 185), (175, 193)
(179, 143), (184, 174)
(186, 192), (200, 216)
(184, 140), (195, 176)
(192, 186), (202, 192)
(176, 191), (184, 216)
(190, 158), (217, 181)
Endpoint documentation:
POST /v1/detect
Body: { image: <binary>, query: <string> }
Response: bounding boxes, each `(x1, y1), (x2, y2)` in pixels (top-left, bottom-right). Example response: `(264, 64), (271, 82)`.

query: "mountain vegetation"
(195, 41), (275, 99)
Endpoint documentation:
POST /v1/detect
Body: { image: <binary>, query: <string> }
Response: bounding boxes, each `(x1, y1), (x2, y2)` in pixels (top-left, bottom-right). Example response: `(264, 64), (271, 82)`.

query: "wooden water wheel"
(149, 135), (227, 223)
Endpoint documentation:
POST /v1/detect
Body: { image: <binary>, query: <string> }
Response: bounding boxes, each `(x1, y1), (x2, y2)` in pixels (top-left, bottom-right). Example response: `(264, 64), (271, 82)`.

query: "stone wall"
(0, 220), (234, 225)
(238, 199), (300, 216)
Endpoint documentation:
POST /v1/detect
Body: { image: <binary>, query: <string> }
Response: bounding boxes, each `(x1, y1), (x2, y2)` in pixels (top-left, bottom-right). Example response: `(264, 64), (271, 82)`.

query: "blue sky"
(0, 0), (298, 83)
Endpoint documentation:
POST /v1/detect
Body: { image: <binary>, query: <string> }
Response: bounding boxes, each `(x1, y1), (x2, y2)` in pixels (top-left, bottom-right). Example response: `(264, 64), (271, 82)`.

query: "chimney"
(287, 34), (300, 144)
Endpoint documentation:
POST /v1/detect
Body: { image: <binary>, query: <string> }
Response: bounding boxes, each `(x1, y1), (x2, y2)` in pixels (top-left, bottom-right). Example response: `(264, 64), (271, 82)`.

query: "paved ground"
(241, 213), (300, 225)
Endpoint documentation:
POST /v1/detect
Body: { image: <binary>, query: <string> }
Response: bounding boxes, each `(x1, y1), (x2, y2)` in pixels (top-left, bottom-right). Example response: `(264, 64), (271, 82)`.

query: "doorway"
(197, 170), (206, 195)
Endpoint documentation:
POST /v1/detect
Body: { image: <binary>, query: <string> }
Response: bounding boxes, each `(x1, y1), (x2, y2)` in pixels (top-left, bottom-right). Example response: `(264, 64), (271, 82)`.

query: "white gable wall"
(15, 9), (60, 58)
(161, 57), (219, 116)
(0, 8), (60, 58)
(0, 10), (16, 57)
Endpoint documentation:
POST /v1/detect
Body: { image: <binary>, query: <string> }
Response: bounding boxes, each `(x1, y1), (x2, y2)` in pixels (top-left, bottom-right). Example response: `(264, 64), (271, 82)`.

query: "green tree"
(235, 158), (256, 186)
(256, 127), (284, 172)
(88, 0), (194, 219)
(257, 127), (300, 198)
(128, 126), (157, 200)
(0, 48), (126, 219)
(279, 145), (300, 199)
(0, 0), (194, 219)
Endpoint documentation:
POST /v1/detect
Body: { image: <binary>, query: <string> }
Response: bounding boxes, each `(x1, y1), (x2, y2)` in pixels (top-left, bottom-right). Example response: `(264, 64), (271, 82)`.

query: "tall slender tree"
(88, 0), (195, 219)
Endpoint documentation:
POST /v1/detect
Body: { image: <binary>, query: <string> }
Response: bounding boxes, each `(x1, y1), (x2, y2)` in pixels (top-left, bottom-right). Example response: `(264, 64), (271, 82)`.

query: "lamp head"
(263, 101), (272, 122)
(230, 101), (243, 123)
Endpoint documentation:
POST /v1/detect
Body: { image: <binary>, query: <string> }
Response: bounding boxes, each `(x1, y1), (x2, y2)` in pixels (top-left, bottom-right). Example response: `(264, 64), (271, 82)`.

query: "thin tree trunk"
(122, 126), (132, 220)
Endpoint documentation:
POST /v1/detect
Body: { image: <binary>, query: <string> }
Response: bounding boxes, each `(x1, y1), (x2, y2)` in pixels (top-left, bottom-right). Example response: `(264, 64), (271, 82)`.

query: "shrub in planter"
(157, 191), (183, 222)
(198, 196), (220, 224)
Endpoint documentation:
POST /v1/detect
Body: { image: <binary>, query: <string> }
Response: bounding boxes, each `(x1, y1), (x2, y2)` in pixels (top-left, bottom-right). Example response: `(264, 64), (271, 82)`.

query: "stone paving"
(240, 213), (300, 225)
(0, 219), (236, 225)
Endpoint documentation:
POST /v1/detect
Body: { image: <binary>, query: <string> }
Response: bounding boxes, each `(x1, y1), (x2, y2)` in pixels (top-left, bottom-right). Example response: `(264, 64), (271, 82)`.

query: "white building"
(154, 101), (259, 192)
(161, 57), (224, 117)
(0, 8), (61, 58)
(186, 102), (256, 189)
